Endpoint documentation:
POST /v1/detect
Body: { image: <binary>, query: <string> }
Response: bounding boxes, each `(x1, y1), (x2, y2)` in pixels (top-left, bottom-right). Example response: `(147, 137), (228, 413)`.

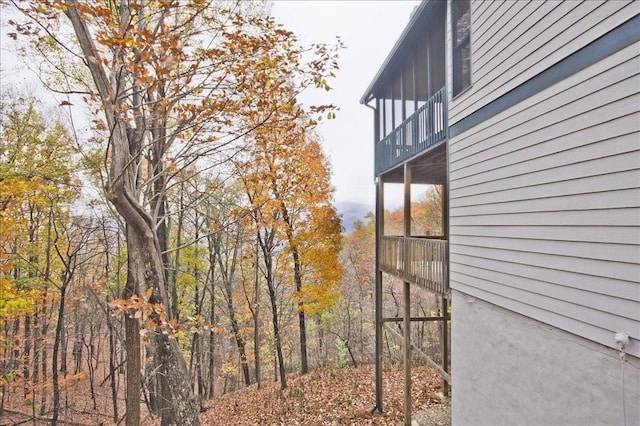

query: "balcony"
(375, 87), (447, 176)
(379, 236), (448, 295)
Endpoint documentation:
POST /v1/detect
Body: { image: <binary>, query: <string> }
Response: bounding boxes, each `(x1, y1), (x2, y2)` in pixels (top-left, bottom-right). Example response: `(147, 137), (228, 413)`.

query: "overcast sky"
(271, 1), (421, 207)
(0, 1), (420, 207)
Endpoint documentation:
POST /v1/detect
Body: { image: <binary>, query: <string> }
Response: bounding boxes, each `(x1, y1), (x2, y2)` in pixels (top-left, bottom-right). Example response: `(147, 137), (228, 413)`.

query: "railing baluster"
(375, 87), (447, 175)
(379, 236), (449, 295)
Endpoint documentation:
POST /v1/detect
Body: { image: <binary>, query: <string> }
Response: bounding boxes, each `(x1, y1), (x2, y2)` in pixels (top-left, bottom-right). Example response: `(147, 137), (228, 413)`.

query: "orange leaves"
(98, 35), (138, 49)
(109, 292), (169, 334)
(108, 288), (222, 339)
(205, 364), (448, 425)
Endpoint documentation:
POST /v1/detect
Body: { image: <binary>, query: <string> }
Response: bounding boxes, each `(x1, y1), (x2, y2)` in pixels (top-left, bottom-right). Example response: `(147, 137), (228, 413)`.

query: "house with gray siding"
(361, 1), (640, 424)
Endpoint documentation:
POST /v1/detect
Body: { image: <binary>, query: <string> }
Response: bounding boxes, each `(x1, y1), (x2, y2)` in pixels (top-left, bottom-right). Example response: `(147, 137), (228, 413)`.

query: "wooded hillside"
(1, 1), (447, 424)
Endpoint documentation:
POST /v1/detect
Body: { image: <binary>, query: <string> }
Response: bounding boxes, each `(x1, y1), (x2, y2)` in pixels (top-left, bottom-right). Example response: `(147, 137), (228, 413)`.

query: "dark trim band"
(449, 13), (640, 139)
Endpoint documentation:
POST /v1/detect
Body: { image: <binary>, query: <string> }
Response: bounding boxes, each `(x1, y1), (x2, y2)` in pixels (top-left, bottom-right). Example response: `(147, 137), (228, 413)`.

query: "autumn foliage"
(0, 1), (448, 424)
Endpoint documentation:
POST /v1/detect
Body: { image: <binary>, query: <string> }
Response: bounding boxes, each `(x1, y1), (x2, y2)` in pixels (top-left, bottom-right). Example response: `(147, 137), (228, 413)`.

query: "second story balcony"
(375, 87), (447, 175)
(361, 0), (447, 177)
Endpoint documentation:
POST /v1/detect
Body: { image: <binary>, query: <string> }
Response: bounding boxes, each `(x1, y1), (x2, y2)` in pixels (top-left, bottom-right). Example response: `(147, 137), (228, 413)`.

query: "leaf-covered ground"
(201, 364), (450, 425)
(0, 364), (449, 425)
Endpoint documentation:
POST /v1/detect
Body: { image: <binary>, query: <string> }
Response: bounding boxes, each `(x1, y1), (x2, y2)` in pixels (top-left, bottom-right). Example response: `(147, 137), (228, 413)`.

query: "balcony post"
(403, 163), (412, 423)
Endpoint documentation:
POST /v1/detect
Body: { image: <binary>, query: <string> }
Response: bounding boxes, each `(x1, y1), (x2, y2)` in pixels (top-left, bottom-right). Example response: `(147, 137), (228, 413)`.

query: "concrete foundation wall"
(451, 290), (640, 426)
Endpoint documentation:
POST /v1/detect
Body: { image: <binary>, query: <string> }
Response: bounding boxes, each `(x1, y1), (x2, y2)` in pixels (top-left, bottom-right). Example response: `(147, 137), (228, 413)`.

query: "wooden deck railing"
(380, 236), (448, 295)
(375, 87), (447, 175)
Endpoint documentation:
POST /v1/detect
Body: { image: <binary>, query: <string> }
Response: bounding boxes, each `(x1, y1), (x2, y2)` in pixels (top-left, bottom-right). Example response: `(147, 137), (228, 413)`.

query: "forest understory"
(0, 364), (450, 426)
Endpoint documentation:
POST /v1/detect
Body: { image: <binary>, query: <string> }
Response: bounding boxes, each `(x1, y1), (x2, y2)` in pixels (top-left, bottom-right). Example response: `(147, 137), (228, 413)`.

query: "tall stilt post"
(441, 179), (450, 396)
(403, 163), (412, 423)
(375, 177), (384, 412)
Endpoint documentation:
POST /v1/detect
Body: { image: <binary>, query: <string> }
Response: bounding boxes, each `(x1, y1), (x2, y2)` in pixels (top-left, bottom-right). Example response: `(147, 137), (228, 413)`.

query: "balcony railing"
(375, 87), (447, 175)
(380, 236), (448, 295)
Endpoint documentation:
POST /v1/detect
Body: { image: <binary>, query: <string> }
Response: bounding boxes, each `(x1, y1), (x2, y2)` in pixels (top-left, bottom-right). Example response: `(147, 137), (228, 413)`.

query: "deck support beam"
(383, 323), (452, 383)
(381, 316), (449, 323)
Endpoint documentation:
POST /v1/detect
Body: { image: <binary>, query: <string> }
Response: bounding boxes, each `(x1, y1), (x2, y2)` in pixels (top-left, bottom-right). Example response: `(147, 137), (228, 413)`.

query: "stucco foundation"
(451, 290), (640, 426)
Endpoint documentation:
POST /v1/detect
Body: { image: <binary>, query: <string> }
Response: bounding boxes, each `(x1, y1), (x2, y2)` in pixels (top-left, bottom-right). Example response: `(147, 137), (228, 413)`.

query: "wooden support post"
(374, 177), (384, 413)
(443, 136), (451, 398)
(403, 163), (412, 423)
(403, 281), (411, 422)
(441, 296), (449, 397)
(441, 181), (448, 240)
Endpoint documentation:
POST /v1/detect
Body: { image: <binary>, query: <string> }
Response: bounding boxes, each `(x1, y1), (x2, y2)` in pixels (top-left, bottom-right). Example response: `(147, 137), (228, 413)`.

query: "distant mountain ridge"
(335, 201), (373, 234)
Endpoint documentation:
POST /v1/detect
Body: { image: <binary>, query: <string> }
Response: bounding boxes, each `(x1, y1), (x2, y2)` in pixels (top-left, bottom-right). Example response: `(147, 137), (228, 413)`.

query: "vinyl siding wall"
(448, 40), (640, 357)
(449, 0), (640, 125)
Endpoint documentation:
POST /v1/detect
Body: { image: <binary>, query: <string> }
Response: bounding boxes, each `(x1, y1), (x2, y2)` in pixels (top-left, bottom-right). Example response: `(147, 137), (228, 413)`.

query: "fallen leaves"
(202, 363), (449, 425)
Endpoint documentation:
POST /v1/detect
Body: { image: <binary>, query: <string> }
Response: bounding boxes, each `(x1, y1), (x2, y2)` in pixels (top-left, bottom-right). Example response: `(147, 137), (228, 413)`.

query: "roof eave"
(359, 0), (434, 105)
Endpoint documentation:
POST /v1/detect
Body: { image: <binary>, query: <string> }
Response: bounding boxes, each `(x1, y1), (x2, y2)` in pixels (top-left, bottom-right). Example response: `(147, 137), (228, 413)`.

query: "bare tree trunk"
(207, 302), (215, 399)
(63, 5), (200, 425)
(253, 237), (261, 389)
(39, 315), (48, 416)
(84, 329), (97, 411)
(216, 231), (251, 387)
(127, 229), (198, 426)
(104, 222), (120, 423)
(31, 312), (39, 417)
(275, 193), (308, 374)
(263, 251), (286, 389)
(122, 225), (142, 426)
(52, 282), (68, 425)
(107, 306), (119, 423)
(23, 314), (31, 399)
(206, 235), (217, 400)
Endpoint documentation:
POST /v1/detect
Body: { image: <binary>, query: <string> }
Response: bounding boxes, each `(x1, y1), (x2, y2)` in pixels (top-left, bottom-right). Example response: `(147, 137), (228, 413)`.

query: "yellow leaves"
(0, 276), (36, 320)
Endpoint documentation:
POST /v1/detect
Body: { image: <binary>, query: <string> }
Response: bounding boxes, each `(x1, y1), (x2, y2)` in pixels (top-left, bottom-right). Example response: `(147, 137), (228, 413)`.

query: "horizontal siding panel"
(451, 151), (640, 199)
(451, 235), (639, 264)
(451, 273), (639, 337)
(451, 264), (639, 320)
(450, 0), (638, 123)
(472, 1), (561, 80)
(450, 244), (639, 283)
(450, 55), (640, 175)
(450, 84), (640, 173)
(451, 285), (640, 358)
(450, 207), (640, 227)
(450, 224), (640, 245)
(453, 131), (640, 188)
(471, 0), (514, 41)
(450, 113), (640, 185)
(471, 0), (491, 24)
(449, 43), (640, 157)
(449, 171), (640, 208)
(450, 186), (639, 212)
(471, 1), (616, 88)
(450, 254), (639, 301)
(451, 101), (639, 177)
(472, 0), (534, 54)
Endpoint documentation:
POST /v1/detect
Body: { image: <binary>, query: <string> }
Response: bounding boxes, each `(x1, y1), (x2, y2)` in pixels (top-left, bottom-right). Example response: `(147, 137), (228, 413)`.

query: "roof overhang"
(359, 0), (438, 105)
